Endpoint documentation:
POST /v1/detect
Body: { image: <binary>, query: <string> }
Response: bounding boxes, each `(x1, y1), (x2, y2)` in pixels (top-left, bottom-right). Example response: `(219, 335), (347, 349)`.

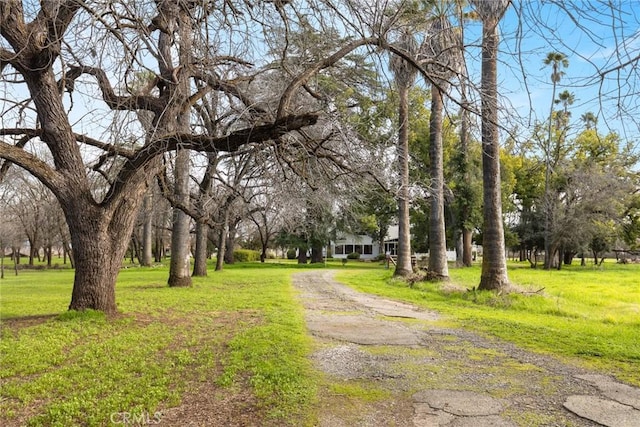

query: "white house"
(331, 225), (470, 262)
(331, 225), (399, 260)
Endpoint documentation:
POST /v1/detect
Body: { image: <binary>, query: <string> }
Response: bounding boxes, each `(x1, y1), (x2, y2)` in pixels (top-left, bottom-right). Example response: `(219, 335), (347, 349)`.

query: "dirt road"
(293, 270), (640, 427)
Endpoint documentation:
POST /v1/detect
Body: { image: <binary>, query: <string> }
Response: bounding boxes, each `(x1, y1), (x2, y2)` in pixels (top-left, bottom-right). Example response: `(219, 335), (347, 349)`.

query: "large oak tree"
(0, 1), (317, 313)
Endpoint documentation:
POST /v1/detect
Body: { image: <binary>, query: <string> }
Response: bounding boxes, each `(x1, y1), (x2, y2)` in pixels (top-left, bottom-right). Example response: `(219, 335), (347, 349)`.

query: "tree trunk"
(395, 85), (413, 277)
(62, 238), (73, 267)
(260, 243), (268, 263)
(141, 191), (154, 266)
(168, 148), (192, 287)
(66, 193), (144, 314)
(68, 230), (121, 314)
(462, 228), (473, 267)
(310, 245), (323, 263)
(192, 220), (209, 276)
(563, 249), (574, 265)
(478, 17), (509, 291)
(297, 248), (308, 264)
(459, 78), (474, 269)
(454, 231), (463, 267)
(163, 5), (194, 287)
(224, 233), (235, 264)
(428, 88), (449, 280)
(215, 217), (228, 272)
(28, 238), (36, 266)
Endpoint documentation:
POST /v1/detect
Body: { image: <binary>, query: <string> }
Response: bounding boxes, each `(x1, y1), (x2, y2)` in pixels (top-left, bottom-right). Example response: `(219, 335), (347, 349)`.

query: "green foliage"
(346, 252), (360, 260)
(336, 262), (640, 386)
(233, 249), (261, 262)
(287, 249), (297, 260)
(0, 265), (319, 426)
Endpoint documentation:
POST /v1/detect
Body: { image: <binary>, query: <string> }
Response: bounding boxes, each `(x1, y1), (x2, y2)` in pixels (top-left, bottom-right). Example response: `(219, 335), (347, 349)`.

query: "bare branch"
(192, 71), (267, 116)
(0, 140), (65, 194)
(64, 66), (162, 112)
(104, 113), (319, 205)
(0, 128), (136, 159)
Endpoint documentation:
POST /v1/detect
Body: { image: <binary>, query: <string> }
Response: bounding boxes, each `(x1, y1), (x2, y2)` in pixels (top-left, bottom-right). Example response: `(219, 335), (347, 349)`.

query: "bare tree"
(0, 2), (318, 313)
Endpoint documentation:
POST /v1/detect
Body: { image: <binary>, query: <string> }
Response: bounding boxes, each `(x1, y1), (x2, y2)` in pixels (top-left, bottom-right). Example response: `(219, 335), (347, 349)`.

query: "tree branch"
(102, 113), (318, 207)
(193, 71), (267, 116)
(0, 47), (17, 73)
(76, 134), (136, 159)
(277, 37), (380, 119)
(0, 141), (65, 195)
(0, 1), (26, 49)
(64, 65), (162, 112)
(0, 128), (136, 159)
(129, 113), (318, 170)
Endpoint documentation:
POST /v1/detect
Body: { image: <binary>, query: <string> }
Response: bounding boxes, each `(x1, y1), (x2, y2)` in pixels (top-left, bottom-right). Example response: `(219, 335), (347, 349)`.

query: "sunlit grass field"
(336, 261), (640, 386)
(0, 261), (325, 427)
(1, 258), (638, 426)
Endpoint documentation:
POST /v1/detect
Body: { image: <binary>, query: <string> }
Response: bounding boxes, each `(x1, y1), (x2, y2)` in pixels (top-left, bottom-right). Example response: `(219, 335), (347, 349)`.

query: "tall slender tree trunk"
(168, 147), (192, 287)
(165, 5), (193, 287)
(428, 89), (449, 280)
(141, 191), (154, 266)
(462, 229), (473, 266)
(454, 230), (463, 267)
(478, 16), (509, 291)
(215, 214), (229, 271)
(46, 244), (52, 267)
(192, 220), (209, 276)
(460, 82), (474, 268)
(395, 85), (413, 277)
(224, 229), (235, 264)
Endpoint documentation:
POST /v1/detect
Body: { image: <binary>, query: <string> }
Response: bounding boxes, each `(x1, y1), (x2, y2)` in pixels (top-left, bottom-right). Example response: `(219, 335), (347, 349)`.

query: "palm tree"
(581, 112), (598, 130)
(555, 89), (574, 128)
(543, 52), (569, 270)
(422, 10), (462, 280)
(469, 0), (510, 291)
(390, 28), (419, 277)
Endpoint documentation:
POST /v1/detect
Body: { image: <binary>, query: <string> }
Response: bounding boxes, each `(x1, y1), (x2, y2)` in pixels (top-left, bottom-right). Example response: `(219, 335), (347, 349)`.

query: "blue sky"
(490, 0), (640, 144)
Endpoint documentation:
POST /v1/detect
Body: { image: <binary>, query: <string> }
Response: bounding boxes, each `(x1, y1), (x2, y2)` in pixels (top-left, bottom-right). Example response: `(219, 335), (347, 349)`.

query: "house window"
(345, 244), (354, 254)
(363, 245), (373, 255)
(335, 245), (344, 255)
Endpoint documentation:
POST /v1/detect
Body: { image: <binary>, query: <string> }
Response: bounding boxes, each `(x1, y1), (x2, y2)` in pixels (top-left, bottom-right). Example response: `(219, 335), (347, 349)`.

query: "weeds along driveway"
(292, 270), (640, 427)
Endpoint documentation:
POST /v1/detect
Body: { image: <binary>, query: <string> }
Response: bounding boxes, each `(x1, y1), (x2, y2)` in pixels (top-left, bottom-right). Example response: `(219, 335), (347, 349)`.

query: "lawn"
(336, 261), (640, 386)
(0, 262), (324, 427)
(1, 258), (638, 426)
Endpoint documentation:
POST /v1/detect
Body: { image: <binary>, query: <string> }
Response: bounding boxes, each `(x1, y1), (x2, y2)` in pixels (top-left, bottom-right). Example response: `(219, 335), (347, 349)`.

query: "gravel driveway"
(293, 270), (640, 427)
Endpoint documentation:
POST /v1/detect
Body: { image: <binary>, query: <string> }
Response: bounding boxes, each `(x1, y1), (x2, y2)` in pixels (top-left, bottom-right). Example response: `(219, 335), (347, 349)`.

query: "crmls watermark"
(110, 411), (162, 425)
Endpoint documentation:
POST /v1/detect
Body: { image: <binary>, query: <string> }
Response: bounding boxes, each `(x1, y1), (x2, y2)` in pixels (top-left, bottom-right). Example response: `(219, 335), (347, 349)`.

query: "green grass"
(335, 261), (640, 386)
(2, 258), (638, 425)
(0, 262), (318, 426)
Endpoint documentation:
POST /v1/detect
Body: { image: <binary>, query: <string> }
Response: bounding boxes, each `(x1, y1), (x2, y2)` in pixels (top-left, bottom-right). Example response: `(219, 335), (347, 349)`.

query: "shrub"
(233, 249), (261, 262)
(346, 252), (360, 260)
(286, 249), (297, 260)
